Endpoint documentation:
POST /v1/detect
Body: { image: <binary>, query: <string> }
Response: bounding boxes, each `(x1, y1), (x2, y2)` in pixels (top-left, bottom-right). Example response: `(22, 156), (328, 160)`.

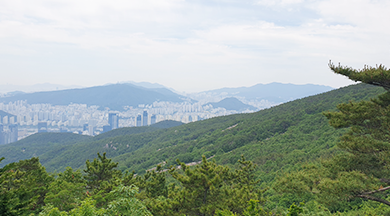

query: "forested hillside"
(1, 83), (388, 215)
(0, 120), (183, 168)
(0, 83), (383, 175)
(0, 133), (91, 166)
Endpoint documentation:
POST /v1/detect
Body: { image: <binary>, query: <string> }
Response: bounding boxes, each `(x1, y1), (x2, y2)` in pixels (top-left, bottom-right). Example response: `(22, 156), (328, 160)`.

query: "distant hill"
(1, 91), (25, 97)
(197, 82), (333, 103)
(0, 84), (189, 110)
(207, 97), (257, 111)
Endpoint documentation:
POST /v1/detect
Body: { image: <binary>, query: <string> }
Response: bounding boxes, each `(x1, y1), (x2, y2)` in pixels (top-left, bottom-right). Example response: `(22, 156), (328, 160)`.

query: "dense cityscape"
(0, 99), (258, 144)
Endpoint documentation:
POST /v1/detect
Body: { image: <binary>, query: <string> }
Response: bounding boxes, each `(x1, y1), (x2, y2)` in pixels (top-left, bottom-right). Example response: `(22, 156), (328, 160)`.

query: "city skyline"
(1, 0), (388, 92)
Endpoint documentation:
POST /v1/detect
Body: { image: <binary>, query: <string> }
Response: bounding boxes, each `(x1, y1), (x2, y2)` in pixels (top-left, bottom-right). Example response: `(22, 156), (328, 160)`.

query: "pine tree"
(276, 62), (390, 210)
(83, 152), (121, 191)
(169, 155), (231, 216)
(323, 61), (390, 206)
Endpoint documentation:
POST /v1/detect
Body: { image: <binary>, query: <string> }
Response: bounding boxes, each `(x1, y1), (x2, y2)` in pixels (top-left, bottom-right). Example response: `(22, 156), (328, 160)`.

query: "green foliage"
(242, 199), (270, 216)
(44, 168), (86, 211)
(84, 152), (121, 191)
(0, 157), (54, 215)
(138, 165), (168, 198)
(105, 184), (152, 216)
(38, 204), (68, 216)
(286, 202), (304, 216)
(329, 61), (390, 90)
(214, 209), (238, 216)
(168, 155), (232, 216)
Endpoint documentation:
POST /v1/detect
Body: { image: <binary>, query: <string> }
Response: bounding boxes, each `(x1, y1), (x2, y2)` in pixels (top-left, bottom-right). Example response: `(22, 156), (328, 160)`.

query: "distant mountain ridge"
(0, 83), (188, 111)
(198, 82), (333, 103)
(0, 83), (83, 94)
(207, 97), (257, 111)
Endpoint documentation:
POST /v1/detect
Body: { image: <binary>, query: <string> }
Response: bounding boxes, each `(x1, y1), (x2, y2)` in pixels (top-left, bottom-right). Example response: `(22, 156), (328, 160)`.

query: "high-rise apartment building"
(88, 125), (94, 136)
(143, 111), (148, 126)
(108, 113), (119, 130)
(136, 115), (142, 127)
(151, 114), (156, 125)
(9, 124), (18, 143)
(0, 124), (3, 145)
(103, 125), (111, 133)
(0, 124), (18, 144)
(38, 122), (48, 133)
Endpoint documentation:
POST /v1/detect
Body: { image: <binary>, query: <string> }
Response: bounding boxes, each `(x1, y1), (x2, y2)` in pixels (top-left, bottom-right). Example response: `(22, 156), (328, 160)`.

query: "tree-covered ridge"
(0, 120), (183, 169)
(0, 133), (91, 167)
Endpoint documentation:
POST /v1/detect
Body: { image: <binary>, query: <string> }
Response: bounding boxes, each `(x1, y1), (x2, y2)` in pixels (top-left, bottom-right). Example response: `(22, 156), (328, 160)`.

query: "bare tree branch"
(380, 178), (390, 184)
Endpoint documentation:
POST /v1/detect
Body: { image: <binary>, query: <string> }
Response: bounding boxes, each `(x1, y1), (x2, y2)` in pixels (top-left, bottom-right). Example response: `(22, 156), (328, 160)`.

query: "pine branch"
(361, 186), (390, 195)
(356, 195), (390, 206)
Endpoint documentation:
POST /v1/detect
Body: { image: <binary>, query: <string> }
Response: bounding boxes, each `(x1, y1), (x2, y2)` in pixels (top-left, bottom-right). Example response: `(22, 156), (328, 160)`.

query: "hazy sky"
(1, 0), (389, 92)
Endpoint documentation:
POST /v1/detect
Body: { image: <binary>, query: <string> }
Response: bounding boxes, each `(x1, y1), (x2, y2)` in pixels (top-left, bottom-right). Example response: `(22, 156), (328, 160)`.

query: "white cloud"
(256, 0), (304, 6)
(0, 0), (389, 92)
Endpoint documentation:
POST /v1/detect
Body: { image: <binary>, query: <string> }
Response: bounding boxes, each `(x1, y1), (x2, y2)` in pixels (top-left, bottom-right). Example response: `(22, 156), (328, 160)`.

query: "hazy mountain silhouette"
(0, 83), (188, 111)
(202, 82), (333, 103)
(207, 97), (257, 111)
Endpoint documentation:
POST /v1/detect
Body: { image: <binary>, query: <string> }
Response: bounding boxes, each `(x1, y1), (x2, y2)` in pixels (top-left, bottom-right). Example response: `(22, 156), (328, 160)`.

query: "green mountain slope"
(0, 133), (91, 165)
(94, 120), (183, 140)
(0, 120), (183, 169)
(3, 83), (380, 174)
